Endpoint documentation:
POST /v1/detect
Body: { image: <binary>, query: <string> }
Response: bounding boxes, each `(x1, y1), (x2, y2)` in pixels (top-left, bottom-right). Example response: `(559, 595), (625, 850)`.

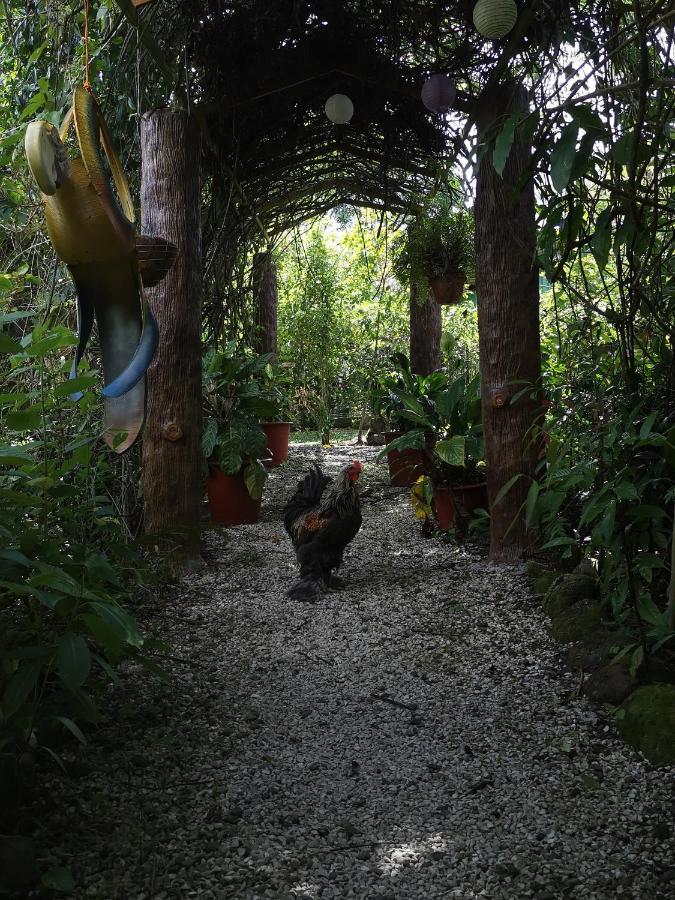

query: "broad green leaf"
(493, 115), (518, 177)
(540, 536), (577, 550)
(87, 601), (144, 648)
(636, 595), (668, 627)
(551, 122), (580, 192)
(435, 436), (466, 467)
(2, 660), (43, 718)
(569, 104), (605, 134)
(54, 715), (87, 745)
(629, 645), (644, 679)
(57, 633), (91, 689)
(82, 614), (125, 658)
(614, 481), (638, 501)
(0, 446), (32, 466)
(639, 411), (658, 439)
(493, 473), (523, 506)
(53, 375), (96, 398)
(243, 460), (268, 500)
(525, 481), (540, 527)
(6, 406), (42, 432)
(0, 331), (22, 353)
(591, 207), (613, 271)
(612, 133), (632, 165)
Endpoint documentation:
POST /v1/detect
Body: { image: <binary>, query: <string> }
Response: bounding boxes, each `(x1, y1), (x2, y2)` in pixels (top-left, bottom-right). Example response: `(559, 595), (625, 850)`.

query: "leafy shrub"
(0, 306), (150, 757)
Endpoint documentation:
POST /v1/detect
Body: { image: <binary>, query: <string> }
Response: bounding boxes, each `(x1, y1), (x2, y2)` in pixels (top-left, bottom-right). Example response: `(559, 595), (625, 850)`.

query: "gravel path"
(37, 442), (674, 899)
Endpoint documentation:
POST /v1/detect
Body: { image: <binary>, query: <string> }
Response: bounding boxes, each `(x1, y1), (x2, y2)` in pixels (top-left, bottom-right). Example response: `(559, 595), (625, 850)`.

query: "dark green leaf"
(493, 115), (518, 177)
(57, 633), (91, 689)
(551, 122), (580, 193)
(6, 406), (42, 432)
(2, 660), (43, 718)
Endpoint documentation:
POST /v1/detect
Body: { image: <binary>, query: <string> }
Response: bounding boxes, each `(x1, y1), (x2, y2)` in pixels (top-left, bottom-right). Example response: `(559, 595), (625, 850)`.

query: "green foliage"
(277, 218), (409, 431)
(393, 194), (474, 297)
(377, 354), (484, 485)
(0, 311), (150, 756)
(202, 343), (275, 497)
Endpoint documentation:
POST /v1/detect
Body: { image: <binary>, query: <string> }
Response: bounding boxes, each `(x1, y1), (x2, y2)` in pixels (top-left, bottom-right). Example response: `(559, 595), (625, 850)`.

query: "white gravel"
(36, 442), (675, 899)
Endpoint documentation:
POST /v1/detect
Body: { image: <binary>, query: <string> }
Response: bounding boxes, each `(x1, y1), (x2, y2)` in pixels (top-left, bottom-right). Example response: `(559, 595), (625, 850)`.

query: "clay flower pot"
(385, 431), (436, 488)
(207, 467), (262, 525)
(432, 481), (488, 531)
(261, 421), (291, 467)
(429, 272), (466, 305)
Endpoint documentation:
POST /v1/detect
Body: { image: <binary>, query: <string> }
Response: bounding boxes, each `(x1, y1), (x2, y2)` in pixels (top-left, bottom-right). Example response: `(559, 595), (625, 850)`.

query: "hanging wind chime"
(24, 0), (176, 453)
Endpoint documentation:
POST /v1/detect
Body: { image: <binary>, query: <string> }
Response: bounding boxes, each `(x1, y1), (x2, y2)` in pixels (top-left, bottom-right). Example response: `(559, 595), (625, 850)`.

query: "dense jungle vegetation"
(0, 0), (673, 863)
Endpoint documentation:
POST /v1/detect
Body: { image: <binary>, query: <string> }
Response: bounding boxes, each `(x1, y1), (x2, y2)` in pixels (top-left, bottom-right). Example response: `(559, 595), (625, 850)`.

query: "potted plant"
(259, 363), (294, 467)
(202, 344), (277, 525)
(380, 369), (488, 526)
(375, 353), (449, 486)
(426, 373), (487, 530)
(395, 195), (474, 306)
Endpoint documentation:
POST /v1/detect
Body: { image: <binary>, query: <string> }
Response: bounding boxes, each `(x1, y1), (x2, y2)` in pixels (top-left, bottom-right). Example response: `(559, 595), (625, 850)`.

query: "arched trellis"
(119, 0), (606, 560)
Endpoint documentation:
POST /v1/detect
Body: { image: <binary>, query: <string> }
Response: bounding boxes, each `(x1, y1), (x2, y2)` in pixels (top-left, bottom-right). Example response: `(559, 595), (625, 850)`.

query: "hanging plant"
(393, 196), (475, 306)
(473, 0), (518, 40)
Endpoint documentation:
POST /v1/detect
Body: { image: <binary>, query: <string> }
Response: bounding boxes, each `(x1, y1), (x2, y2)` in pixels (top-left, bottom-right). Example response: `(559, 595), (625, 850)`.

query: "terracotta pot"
(429, 272), (466, 306)
(207, 467), (262, 525)
(432, 481), (488, 531)
(384, 431), (436, 487)
(262, 421), (291, 467)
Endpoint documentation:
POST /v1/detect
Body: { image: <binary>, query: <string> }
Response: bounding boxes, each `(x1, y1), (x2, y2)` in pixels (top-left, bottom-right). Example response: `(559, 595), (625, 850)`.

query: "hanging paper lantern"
(421, 74), (457, 114)
(473, 0), (518, 40)
(325, 94), (354, 124)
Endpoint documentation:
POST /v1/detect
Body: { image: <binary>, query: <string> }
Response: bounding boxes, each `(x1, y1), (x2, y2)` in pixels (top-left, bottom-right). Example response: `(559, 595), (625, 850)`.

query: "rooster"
(284, 461), (363, 602)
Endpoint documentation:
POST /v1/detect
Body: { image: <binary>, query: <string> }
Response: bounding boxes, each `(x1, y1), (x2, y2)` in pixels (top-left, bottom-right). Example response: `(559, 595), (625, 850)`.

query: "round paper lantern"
(421, 74), (457, 114)
(325, 93), (354, 124)
(473, 0), (518, 40)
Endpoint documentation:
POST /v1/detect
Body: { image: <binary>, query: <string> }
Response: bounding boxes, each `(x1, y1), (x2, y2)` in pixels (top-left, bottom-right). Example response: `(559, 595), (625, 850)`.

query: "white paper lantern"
(473, 0), (518, 40)
(421, 74), (457, 114)
(325, 93), (354, 124)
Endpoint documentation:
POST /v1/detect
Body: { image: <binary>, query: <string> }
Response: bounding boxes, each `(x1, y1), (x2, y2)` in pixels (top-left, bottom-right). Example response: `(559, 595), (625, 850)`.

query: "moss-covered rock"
(543, 572), (599, 618)
(548, 598), (604, 643)
(584, 661), (637, 705)
(565, 629), (626, 671)
(619, 684), (675, 765)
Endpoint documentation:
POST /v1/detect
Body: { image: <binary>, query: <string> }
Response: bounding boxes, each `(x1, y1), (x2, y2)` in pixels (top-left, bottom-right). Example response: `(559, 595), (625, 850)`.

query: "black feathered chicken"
(284, 461), (363, 602)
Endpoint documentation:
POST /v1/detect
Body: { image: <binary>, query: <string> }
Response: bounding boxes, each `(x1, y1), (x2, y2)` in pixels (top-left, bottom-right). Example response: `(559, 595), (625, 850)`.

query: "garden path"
(39, 443), (674, 900)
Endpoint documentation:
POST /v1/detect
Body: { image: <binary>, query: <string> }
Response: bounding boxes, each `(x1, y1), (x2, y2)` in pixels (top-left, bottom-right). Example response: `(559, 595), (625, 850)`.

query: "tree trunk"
(410, 281), (441, 375)
(251, 251), (278, 357)
(475, 81), (542, 561)
(141, 109), (202, 557)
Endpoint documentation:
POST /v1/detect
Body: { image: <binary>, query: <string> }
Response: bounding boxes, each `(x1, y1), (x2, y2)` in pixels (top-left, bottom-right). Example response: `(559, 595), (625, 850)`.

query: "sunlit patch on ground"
(378, 833), (448, 876)
(291, 881), (320, 898)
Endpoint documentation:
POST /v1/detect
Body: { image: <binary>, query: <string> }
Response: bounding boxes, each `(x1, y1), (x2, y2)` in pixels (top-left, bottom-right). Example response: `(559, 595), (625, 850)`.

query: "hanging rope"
(83, 0), (92, 92)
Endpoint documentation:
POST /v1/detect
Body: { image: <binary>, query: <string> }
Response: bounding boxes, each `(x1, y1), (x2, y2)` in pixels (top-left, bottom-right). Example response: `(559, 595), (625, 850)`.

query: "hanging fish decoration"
(25, 86), (176, 452)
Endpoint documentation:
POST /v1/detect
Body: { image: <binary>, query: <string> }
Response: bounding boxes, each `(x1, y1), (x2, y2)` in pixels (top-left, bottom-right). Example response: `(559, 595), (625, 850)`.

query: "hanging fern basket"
(429, 272), (466, 305)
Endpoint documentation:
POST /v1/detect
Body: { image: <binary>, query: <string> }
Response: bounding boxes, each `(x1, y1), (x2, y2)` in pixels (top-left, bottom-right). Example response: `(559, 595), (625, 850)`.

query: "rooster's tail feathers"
(284, 464), (330, 533)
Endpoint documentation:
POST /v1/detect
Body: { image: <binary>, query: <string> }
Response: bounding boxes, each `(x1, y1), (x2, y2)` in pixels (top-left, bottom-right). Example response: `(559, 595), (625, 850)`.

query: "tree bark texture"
(409, 281), (441, 375)
(475, 82), (542, 561)
(141, 109), (202, 555)
(251, 251), (278, 357)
